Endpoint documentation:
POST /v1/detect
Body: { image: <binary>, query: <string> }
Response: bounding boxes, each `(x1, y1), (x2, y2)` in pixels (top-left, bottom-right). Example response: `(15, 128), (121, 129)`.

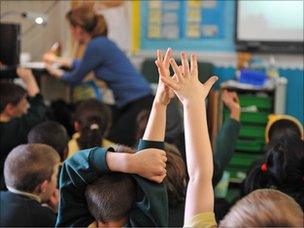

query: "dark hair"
(0, 81), (27, 113)
(243, 136), (304, 209)
(4, 144), (60, 192)
(27, 121), (69, 161)
(73, 99), (112, 150)
(66, 5), (108, 38)
(268, 119), (302, 142)
(85, 173), (136, 223)
(163, 143), (186, 206)
(135, 109), (150, 143)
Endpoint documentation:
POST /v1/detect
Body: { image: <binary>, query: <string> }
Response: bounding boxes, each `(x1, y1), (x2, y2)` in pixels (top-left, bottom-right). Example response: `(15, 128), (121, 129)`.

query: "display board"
(140, 0), (235, 51)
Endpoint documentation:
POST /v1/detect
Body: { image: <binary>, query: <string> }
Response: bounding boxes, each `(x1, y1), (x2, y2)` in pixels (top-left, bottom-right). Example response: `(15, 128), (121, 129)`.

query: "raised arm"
(16, 68), (39, 97)
(143, 48), (174, 141)
(213, 90), (241, 185)
(161, 52), (218, 223)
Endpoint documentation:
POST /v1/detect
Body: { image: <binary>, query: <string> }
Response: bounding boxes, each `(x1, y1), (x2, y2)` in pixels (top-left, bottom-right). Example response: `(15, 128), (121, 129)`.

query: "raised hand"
(160, 52), (218, 104)
(16, 68), (39, 97)
(222, 90), (240, 121)
(154, 48), (175, 106)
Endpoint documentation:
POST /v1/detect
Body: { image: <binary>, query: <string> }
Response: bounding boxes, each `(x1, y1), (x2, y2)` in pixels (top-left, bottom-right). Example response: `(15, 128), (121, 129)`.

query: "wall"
(131, 1), (304, 123)
(0, 0), (69, 61)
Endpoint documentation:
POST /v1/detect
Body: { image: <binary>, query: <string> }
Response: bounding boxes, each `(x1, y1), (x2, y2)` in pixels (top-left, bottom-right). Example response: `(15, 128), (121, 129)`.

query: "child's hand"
(154, 48), (175, 106)
(160, 52), (218, 105)
(222, 90), (240, 121)
(16, 68), (35, 82)
(131, 148), (167, 183)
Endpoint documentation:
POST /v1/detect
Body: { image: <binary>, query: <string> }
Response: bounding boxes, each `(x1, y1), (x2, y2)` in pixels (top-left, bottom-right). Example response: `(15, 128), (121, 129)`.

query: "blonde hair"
(66, 5), (108, 38)
(220, 189), (304, 227)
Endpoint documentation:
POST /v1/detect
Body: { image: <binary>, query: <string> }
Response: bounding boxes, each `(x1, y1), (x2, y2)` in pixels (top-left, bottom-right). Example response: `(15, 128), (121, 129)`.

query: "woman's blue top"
(61, 36), (151, 108)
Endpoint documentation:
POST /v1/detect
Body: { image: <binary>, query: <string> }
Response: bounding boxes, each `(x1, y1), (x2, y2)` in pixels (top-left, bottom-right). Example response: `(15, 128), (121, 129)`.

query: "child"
(159, 51), (218, 226)
(265, 114), (303, 143)
(242, 135), (304, 209)
(28, 120), (69, 162)
(68, 98), (113, 157)
(162, 50), (303, 227)
(220, 189), (303, 226)
(0, 68), (46, 190)
(27, 121), (69, 188)
(56, 48), (175, 227)
(0, 144), (60, 227)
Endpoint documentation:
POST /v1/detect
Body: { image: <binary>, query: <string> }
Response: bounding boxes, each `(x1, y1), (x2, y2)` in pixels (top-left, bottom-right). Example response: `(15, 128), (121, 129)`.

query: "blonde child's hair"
(220, 189), (304, 227)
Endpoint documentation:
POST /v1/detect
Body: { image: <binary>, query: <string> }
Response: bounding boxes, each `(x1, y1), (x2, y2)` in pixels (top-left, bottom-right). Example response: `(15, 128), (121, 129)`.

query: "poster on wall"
(141, 0), (235, 51)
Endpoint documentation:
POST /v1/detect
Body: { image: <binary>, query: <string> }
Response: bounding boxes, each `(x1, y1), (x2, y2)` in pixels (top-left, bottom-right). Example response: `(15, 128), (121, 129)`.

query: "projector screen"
(237, 1), (303, 42)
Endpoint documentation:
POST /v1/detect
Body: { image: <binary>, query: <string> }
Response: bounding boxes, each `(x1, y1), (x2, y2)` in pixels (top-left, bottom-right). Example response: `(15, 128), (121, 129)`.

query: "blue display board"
(140, 0), (236, 51)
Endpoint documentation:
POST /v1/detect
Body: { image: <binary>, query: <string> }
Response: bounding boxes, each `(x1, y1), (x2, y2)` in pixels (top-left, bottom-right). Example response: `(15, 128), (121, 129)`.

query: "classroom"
(0, 0), (303, 227)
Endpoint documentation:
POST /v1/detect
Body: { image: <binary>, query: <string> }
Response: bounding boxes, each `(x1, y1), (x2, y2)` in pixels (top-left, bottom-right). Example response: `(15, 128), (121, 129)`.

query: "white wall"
(1, 0), (69, 61)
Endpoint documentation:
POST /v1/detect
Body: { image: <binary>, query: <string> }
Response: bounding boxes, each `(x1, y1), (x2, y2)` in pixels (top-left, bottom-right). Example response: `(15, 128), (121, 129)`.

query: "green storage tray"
(239, 95), (272, 110)
(228, 153), (261, 168)
(236, 139), (265, 152)
(224, 110), (269, 124)
(239, 125), (265, 138)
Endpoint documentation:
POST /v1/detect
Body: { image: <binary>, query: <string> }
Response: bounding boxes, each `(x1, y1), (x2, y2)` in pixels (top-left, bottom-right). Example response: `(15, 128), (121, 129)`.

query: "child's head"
(85, 173), (136, 226)
(85, 144), (135, 226)
(243, 135), (304, 208)
(73, 99), (111, 149)
(163, 143), (187, 206)
(4, 144), (60, 202)
(0, 81), (29, 118)
(27, 121), (69, 161)
(220, 189), (303, 227)
(265, 114), (303, 143)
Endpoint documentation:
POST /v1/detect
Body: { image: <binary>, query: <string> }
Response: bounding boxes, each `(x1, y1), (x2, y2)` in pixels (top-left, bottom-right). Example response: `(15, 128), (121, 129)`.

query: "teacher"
(44, 5), (154, 146)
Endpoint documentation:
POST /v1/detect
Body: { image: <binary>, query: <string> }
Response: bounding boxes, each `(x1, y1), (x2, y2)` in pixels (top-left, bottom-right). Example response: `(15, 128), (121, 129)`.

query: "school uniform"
(67, 132), (113, 158)
(0, 94), (47, 190)
(0, 189), (56, 227)
(56, 140), (168, 227)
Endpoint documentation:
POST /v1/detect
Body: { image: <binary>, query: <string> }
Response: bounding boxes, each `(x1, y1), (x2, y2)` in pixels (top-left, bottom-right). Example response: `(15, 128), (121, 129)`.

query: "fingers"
(190, 54), (198, 77)
(151, 173), (166, 183)
(231, 92), (240, 103)
(156, 49), (163, 62)
(169, 58), (184, 83)
(204, 76), (219, 94)
(160, 73), (180, 90)
(181, 52), (190, 77)
(163, 48), (172, 68)
(155, 60), (167, 79)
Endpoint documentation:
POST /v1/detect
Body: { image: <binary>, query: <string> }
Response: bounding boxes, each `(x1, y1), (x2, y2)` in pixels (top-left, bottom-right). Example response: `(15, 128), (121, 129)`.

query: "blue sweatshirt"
(61, 36), (152, 108)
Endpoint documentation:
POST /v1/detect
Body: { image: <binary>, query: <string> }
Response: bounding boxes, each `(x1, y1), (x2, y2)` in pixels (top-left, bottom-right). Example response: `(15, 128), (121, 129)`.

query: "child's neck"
(0, 113), (11, 122)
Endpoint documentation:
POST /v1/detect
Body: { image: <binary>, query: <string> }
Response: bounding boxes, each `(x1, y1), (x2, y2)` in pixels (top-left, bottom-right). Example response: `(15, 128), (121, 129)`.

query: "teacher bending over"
(45, 5), (153, 146)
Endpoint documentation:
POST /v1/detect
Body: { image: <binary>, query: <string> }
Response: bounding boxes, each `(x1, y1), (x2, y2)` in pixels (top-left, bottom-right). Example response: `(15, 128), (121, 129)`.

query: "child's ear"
(74, 121), (80, 132)
(63, 146), (69, 161)
(38, 180), (49, 194)
(4, 104), (16, 116)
